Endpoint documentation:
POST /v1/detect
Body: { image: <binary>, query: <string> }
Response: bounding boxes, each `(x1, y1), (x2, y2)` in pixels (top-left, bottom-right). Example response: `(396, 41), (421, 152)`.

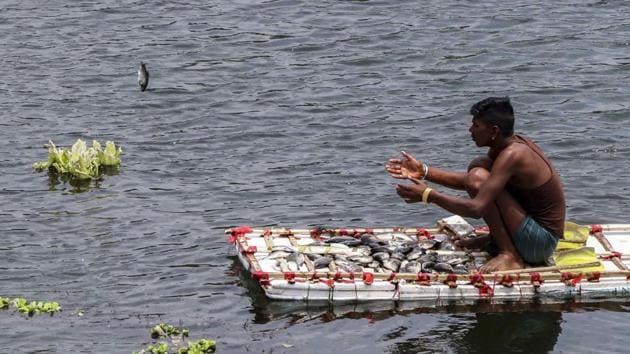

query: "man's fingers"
(388, 158), (402, 164)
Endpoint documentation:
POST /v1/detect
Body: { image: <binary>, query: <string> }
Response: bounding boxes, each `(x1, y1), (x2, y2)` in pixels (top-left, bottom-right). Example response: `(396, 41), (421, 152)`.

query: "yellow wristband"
(422, 187), (433, 203)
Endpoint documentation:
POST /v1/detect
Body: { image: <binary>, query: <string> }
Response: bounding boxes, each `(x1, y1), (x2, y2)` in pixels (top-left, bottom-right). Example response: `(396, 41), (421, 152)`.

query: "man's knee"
(466, 165), (490, 196)
(467, 156), (493, 172)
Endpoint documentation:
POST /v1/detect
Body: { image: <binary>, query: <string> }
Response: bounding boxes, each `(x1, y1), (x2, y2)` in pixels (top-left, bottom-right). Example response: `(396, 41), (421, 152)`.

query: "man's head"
(470, 97), (514, 137)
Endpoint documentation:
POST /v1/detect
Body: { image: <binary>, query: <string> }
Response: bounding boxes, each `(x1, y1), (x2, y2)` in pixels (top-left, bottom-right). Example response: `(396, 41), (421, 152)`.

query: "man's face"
(469, 117), (494, 147)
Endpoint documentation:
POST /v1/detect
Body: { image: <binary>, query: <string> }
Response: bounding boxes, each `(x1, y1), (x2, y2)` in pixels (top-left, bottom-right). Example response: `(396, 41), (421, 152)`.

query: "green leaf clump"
(33, 139), (122, 180)
(0, 297), (9, 309)
(151, 323), (189, 339)
(0, 296), (61, 316)
(134, 323), (216, 354)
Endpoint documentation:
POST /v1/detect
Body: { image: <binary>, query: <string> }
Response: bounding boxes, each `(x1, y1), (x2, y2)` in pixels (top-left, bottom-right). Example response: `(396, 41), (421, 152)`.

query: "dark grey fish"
(433, 262), (454, 273)
(406, 247), (425, 261)
(395, 244), (414, 255)
(370, 245), (393, 253)
(421, 262), (435, 272)
(452, 264), (469, 274)
(138, 63), (149, 91)
(341, 239), (362, 247)
(313, 256), (333, 268)
(325, 236), (358, 244)
(372, 252), (390, 262)
(390, 252), (405, 260)
(418, 252), (438, 263)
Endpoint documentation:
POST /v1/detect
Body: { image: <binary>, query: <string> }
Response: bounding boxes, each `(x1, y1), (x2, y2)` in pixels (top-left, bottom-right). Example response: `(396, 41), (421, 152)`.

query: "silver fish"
(401, 260), (423, 273)
(264, 250), (292, 260)
(138, 62), (149, 91)
(347, 255), (374, 265)
(287, 252), (305, 271)
(335, 259), (363, 273)
(382, 259), (401, 272)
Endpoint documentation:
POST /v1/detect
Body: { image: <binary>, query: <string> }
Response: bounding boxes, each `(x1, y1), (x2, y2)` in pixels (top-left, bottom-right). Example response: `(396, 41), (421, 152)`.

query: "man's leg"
(462, 159), (529, 272)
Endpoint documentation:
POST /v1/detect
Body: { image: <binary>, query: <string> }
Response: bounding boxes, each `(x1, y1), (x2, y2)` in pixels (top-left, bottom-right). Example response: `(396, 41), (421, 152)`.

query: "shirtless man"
(386, 97), (565, 272)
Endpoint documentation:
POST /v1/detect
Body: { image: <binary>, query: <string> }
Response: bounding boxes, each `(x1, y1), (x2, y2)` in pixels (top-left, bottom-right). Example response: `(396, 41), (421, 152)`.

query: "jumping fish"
(138, 62), (149, 91)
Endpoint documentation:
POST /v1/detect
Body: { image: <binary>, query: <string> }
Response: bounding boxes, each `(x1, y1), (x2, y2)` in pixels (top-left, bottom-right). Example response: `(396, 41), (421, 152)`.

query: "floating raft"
(227, 219), (630, 302)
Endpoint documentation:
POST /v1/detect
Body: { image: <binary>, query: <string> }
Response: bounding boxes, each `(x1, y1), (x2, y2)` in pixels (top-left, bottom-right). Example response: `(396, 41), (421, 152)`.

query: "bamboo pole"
(491, 262), (603, 275)
(246, 267), (630, 283)
(226, 227), (442, 235)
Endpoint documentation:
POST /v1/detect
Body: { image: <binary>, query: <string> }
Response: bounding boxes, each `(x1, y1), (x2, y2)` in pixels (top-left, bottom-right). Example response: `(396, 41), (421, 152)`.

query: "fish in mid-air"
(138, 63), (149, 91)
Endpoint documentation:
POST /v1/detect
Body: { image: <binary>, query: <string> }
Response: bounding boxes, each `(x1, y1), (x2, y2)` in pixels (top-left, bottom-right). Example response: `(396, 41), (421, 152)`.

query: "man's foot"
(454, 234), (491, 250)
(478, 252), (524, 273)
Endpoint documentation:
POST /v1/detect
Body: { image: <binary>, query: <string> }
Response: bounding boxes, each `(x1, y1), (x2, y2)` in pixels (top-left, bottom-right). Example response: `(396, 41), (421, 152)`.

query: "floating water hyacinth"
(134, 323), (216, 354)
(0, 296), (61, 316)
(33, 139), (122, 180)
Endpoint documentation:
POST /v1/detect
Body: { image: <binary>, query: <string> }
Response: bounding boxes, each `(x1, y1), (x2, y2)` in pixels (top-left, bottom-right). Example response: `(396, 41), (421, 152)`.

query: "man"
(385, 97), (565, 272)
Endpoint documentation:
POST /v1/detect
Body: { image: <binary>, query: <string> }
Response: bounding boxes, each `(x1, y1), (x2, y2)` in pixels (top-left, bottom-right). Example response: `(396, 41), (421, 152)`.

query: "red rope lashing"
(338, 228), (348, 236)
(600, 251), (622, 260)
(587, 272), (601, 282)
(469, 273), (486, 288)
(478, 282), (494, 297)
(416, 273), (431, 286)
(393, 227), (401, 232)
(387, 272), (397, 282)
(365, 228), (374, 235)
(241, 246), (257, 254)
(590, 224), (603, 234)
(228, 225), (253, 243)
(263, 228), (272, 237)
(333, 271), (342, 282)
(252, 271), (270, 286)
(283, 272), (296, 284)
(310, 228), (322, 241)
(561, 272), (582, 286)
(499, 274), (514, 288)
(363, 272), (374, 285)
(444, 274), (458, 288)
(320, 278), (335, 288)
(530, 272), (543, 287)
(416, 228), (433, 239)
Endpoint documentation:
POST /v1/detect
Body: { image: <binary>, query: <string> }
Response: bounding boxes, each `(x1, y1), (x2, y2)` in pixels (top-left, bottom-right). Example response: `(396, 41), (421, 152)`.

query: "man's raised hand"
(385, 151), (425, 180)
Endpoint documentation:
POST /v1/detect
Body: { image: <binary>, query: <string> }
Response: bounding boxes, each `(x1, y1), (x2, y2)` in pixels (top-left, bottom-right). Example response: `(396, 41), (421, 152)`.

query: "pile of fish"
(266, 232), (485, 275)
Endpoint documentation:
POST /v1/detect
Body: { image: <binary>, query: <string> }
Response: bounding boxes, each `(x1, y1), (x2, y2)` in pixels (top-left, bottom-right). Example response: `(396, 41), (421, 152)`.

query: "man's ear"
(492, 125), (501, 139)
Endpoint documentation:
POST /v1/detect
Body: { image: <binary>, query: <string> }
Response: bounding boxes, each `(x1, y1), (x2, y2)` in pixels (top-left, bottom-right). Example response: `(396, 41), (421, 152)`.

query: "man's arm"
(429, 149), (516, 217)
(386, 151), (467, 190)
(396, 148), (518, 218)
(425, 167), (468, 190)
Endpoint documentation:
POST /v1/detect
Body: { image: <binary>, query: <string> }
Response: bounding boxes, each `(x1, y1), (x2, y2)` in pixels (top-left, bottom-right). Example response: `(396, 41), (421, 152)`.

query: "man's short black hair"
(470, 97), (514, 137)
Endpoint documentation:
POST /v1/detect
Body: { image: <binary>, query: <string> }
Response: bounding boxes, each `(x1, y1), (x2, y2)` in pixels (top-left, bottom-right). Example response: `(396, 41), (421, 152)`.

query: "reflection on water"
(232, 255), (630, 353)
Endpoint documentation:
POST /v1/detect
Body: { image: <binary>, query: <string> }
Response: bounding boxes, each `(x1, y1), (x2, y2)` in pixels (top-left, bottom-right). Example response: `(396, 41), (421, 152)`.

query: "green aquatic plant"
(0, 297), (61, 316)
(33, 139), (122, 180)
(151, 323), (189, 339)
(13, 297), (61, 316)
(134, 323), (216, 354)
(177, 339), (216, 354)
(0, 297), (9, 309)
